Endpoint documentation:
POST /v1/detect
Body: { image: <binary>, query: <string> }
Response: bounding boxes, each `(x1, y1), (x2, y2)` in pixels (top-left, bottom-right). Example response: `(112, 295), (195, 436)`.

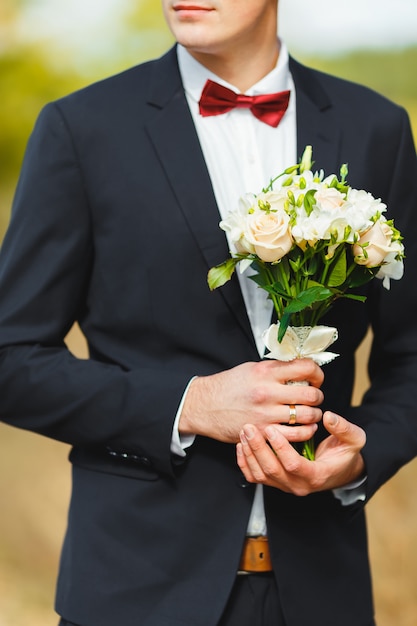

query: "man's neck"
(187, 39), (280, 92)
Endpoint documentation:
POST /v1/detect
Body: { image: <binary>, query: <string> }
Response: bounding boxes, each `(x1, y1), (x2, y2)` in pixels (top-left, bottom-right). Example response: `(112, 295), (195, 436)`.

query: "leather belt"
(238, 536), (273, 573)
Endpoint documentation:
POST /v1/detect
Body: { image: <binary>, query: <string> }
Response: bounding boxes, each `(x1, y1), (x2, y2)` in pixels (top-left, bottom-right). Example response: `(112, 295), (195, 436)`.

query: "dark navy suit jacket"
(0, 47), (417, 626)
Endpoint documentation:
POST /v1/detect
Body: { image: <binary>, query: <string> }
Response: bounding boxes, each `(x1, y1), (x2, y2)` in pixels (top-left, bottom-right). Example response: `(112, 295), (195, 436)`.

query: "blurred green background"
(0, 1), (417, 625)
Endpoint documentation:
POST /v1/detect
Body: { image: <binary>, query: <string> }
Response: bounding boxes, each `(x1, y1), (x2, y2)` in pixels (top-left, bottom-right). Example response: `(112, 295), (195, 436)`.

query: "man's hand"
(179, 358), (324, 443)
(236, 411), (366, 495)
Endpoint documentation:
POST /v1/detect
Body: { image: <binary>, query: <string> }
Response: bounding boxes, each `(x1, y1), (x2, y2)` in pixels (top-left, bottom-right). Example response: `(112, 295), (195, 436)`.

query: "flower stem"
(302, 438), (315, 461)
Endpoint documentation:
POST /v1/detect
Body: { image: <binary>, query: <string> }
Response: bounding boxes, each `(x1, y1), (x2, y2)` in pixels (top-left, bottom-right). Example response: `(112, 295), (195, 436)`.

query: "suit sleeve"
(347, 108), (417, 500)
(0, 103), (191, 477)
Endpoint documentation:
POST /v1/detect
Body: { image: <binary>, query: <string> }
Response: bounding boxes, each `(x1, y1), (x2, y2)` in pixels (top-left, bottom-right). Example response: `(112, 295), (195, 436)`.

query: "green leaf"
(284, 286), (333, 314)
(327, 249), (347, 287)
(347, 264), (379, 288)
(277, 285), (335, 341)
(278, 313), (291, 341)
(249, 275), (289, 298)
(341, 293), (367, 303)
(207, 258), (239, 290)
(328, 175), (338, 188)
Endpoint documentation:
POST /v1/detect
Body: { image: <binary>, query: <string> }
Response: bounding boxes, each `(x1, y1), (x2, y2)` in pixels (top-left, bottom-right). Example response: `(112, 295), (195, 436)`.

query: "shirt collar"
(177, 40), (292, 105)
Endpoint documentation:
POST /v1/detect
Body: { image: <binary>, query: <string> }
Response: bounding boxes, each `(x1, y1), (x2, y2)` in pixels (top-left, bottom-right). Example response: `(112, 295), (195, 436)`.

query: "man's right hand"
(179, 359), (324, 444)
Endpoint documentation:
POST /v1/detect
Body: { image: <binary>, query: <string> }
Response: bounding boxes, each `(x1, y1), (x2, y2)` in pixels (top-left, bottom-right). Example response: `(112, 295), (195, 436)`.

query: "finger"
(272, 423), (318, 443)
(323, 412), (366, 450)
(236, 441), (267, 484)
(236, 442), (255, 482)
(276, 358), (325, 388)
(275, 384), (324, 409)
(239, 425), (280, 482)
(264, 425), (309, 476)
(276, 404), (323, 426)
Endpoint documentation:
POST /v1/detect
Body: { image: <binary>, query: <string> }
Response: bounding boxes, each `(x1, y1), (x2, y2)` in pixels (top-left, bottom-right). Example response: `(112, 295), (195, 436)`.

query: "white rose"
(245, 207), (293, 262)
(314, 186), (345, 211)
(353, 220), (396, 268)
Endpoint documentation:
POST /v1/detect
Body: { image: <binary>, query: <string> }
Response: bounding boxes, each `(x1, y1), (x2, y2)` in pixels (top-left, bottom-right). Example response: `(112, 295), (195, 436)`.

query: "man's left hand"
(236, 411), (366, 496)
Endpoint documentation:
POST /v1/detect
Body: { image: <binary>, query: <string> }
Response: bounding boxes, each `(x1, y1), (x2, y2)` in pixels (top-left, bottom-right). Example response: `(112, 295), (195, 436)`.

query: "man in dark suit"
(1, 1), (417, 625)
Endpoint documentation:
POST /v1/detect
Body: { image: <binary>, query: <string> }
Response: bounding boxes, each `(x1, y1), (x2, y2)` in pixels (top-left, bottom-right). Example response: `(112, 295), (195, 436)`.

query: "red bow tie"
(199, 79), (290, 127)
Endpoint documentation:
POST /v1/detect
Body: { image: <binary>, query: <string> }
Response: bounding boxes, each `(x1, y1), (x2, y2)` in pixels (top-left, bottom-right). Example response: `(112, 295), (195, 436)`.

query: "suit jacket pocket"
(69, 446), (160, 481)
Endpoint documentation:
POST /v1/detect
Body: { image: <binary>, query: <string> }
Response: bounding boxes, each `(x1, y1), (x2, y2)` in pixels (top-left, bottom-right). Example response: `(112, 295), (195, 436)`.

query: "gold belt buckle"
(238, 536), (272, 573)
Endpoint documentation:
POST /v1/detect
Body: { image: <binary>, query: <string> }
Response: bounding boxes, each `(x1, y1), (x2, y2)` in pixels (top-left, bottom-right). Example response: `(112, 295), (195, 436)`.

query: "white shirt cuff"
(333, 475), (367, 505)
(170, 377), (197, 457)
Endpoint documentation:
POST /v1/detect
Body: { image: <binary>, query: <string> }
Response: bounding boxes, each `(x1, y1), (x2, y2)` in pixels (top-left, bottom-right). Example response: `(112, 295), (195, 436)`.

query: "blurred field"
(0, 326), (416, 626)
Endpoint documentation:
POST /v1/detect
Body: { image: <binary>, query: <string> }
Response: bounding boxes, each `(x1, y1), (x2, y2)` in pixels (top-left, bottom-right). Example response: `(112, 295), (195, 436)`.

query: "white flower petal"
(301, 325), (339, 354)
(262, 323), (339, 365)
(239, 258), (253, 274)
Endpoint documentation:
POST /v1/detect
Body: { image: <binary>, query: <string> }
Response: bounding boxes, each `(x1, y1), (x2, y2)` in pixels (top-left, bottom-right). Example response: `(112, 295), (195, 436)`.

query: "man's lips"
(173, 4), (214, 11)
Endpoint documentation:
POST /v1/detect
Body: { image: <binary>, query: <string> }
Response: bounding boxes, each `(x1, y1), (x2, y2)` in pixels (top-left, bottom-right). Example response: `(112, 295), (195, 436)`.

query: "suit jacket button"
(238, 473), (249, 488)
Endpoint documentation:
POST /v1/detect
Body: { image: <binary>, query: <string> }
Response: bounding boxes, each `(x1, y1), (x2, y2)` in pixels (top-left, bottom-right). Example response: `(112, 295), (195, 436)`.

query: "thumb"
(324, 411), (342, 430)
(323, 411), (366, 448)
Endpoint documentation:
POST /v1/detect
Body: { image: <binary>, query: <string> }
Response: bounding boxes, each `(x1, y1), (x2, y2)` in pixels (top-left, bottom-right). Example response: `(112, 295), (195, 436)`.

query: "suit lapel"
(289, 57), (342, 172)
(144, 48), (255, 348)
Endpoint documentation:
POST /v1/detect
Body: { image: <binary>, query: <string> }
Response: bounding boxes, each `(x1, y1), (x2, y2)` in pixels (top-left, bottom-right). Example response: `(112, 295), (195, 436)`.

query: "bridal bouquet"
(208, 146), (404, 458)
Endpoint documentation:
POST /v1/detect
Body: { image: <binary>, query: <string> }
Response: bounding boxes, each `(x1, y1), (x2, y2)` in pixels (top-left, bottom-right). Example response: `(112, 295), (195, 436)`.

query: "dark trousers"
(218, 572), (286, 626)
(58, 573), (286, 626)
